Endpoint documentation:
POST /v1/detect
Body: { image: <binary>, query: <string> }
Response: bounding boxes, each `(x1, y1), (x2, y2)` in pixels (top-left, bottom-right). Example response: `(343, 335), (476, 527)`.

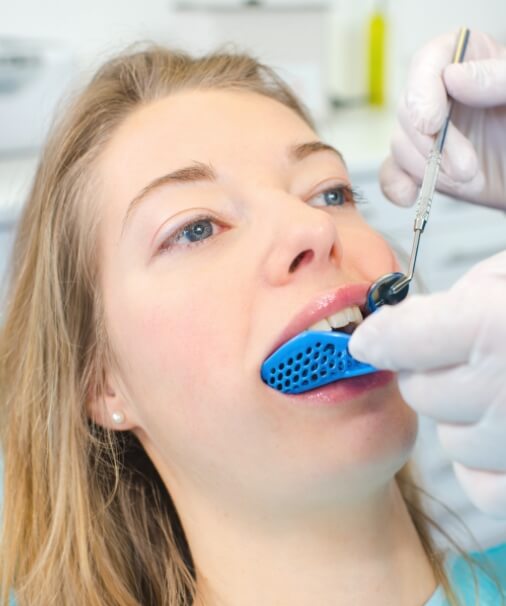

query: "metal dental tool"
(365, 26), (471, 314)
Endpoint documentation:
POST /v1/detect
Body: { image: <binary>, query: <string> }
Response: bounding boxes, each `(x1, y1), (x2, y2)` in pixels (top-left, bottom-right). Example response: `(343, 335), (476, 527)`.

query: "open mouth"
(306, 304), (365, 336)
(265, 283), (372, 362)
(261, 302), (376, 394)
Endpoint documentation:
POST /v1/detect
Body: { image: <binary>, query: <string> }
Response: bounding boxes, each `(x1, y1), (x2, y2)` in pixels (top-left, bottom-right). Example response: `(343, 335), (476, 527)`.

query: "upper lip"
(265, 282), (370, 359)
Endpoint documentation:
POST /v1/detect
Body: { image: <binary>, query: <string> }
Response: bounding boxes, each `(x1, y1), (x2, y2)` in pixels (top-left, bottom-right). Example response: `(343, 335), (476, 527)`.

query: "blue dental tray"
(261, 330), (377, 394)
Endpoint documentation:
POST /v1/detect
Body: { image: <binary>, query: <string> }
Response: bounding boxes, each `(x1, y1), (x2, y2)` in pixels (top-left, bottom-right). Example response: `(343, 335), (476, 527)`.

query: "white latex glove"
(349, 251), (506, 518)
(381, 30), (506, 210)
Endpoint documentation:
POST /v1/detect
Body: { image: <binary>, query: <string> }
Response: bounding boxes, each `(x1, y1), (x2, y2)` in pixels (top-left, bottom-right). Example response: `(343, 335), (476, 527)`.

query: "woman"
(0, 45), (504, 606)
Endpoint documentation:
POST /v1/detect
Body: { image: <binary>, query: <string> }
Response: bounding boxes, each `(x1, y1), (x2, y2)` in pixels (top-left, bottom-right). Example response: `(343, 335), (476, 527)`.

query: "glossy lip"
(265, 282), (371, 360)
(286, 370), (395, 406)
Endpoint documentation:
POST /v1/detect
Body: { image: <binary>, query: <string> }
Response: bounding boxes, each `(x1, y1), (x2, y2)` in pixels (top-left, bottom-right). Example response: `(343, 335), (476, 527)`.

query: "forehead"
(99, 89), (318, 193)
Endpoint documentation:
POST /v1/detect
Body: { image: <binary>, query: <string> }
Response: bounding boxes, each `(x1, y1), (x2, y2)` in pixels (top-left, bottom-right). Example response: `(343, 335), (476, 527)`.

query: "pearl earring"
(111, 410), (125, 425)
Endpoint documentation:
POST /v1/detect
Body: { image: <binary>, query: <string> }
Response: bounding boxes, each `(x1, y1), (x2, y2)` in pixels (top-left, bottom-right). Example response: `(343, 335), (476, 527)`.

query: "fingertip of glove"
(454, 147), (479, 181)
(444, 60), (506, 107)
(443, 63), (474, 100)
(348, 321), (377, 363)
(379, 158), (418, 207)
(381, 177), (418, 208)
(453, 169), (486, 199)
(442, 137), (479, 182)
(452, 463), (506, 518)
(405, 90), (447, 135)
(349, 309), (396, 368)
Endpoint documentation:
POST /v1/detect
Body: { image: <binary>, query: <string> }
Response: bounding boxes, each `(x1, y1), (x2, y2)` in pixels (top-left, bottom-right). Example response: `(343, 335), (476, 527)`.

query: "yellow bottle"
(368, 0), (387, 106)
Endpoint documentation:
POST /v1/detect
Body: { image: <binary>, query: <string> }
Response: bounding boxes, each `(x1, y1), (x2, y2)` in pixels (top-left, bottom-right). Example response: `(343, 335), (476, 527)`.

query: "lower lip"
(283, 371), (395, 406)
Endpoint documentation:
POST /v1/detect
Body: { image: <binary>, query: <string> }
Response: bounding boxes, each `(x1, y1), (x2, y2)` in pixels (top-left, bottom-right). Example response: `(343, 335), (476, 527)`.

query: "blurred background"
(1, 0), (506, 549)
(1, 0), (505, 301)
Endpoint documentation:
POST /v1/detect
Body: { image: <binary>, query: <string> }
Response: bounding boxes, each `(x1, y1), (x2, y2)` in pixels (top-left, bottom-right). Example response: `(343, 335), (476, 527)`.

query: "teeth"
(308, 305), (363, 332)
(307, 318), (332, 331)
(328, 305), (363, 329)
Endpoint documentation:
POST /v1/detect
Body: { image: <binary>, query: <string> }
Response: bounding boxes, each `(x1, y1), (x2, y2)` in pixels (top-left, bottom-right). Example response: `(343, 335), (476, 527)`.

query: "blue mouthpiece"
(261, 330), (377, 394)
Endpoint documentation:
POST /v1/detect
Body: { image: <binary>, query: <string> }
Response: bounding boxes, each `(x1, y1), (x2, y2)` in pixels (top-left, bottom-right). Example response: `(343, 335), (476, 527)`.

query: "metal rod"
(390, 229), (422, 295)
(390, 27), (470, 295)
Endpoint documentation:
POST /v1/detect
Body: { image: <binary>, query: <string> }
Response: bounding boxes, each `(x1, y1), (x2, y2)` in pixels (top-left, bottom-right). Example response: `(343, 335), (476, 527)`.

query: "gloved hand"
(349, 251), (506, 518)
(380, 30), (506, 210)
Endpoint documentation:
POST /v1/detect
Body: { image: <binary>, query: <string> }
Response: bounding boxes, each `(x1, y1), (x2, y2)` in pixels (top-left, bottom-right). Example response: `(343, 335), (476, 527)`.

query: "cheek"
(105, 264), (250, 432)
(113, 286), (227, 393)
(340, 222), (399, 279)
(105, 270), (266, 486)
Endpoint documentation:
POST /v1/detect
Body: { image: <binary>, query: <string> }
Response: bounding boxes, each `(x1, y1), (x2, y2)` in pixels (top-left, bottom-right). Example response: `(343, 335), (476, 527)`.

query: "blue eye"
(157, 185), (365, 255)
(159, 215), (220, 254)
(310, 184), (356, 208)
(180, 219), (214, 243)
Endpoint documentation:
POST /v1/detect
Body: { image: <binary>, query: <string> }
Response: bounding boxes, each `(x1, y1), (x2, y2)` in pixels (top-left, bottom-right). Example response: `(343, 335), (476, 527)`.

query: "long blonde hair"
(0, 43), (494, 606)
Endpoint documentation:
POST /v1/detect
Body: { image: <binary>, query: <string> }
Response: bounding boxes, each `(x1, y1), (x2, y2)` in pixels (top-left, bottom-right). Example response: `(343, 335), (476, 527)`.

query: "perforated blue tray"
(261, 330), (377, 394)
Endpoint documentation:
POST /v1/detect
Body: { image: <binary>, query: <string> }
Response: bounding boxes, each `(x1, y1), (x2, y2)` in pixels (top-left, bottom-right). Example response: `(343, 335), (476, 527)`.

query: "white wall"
(2, 0), (506, 100)
(388, 0), (506, 100)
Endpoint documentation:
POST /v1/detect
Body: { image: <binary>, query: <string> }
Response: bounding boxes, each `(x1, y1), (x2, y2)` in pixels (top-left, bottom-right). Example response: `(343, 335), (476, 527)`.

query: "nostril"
(289, 252), (304, 272)
(289, 250), (313, 273)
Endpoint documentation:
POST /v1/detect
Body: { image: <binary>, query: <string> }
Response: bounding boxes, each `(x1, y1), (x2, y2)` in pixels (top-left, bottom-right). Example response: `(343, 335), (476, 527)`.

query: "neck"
(184, 480), (437, 606)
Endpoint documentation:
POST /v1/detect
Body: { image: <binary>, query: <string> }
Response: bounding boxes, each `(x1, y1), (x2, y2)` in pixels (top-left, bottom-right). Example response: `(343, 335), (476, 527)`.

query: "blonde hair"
(0, 43), (496, 606)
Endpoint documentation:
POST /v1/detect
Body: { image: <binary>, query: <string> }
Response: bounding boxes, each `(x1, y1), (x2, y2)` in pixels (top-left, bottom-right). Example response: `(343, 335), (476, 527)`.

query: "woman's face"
(96, 89), (417, 512)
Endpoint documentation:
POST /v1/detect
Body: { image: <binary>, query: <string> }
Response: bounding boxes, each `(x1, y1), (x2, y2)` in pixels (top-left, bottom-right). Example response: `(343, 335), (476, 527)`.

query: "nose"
(263, 202), (343, 287)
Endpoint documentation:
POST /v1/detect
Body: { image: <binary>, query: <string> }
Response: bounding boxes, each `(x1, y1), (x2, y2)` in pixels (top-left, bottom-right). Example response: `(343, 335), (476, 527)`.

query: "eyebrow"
(120, 141), (344, 236)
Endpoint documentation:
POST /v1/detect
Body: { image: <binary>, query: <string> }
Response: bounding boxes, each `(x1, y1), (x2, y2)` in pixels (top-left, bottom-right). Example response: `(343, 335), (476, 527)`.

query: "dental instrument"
(261, 27), (470, 395)
(365, 26), (471, 313)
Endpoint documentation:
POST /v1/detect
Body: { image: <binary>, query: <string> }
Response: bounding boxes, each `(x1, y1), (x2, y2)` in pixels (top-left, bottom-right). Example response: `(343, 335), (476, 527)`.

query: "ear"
(87, 371), (139, 432)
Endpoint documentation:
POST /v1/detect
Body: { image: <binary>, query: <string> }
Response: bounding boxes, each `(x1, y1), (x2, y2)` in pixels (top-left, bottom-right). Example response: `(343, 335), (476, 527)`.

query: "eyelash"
(158, 184), (367, 254)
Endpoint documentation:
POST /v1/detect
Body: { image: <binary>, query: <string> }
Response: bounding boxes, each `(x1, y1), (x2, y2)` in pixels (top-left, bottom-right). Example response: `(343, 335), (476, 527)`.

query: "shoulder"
(461, 542), (506, 596)
(426, 543), (506, 606)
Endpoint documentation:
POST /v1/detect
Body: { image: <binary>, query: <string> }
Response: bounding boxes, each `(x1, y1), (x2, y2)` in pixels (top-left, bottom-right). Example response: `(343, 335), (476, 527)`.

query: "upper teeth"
(308, 305), (363, 331)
